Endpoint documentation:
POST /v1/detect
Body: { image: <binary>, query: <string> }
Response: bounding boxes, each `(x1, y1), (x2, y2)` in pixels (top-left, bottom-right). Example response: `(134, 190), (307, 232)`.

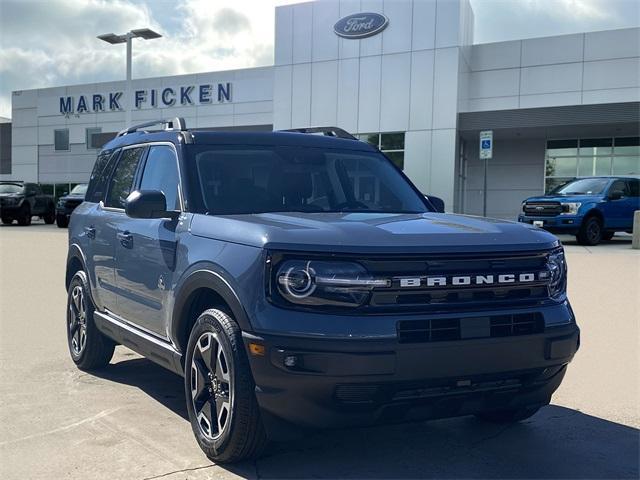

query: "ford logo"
(333, 12), (389, 39)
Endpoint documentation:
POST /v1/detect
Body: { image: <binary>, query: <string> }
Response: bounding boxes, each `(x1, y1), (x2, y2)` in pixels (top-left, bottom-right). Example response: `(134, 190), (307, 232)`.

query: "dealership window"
(54, 129), (69, 151)
(357, 132), (405, 169)
(544, 137), (640, 192)
(90, 131), (118, 150)
(86, 127), (102, 149)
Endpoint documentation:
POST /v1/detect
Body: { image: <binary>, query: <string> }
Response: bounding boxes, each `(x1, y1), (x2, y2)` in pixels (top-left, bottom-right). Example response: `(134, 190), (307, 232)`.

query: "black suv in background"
(0, 181), (55, 226)
(56, 183), (88, 228)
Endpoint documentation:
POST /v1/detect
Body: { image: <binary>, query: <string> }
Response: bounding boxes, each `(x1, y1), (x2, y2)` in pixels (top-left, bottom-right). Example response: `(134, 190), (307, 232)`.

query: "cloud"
(0, 0), (300, 117)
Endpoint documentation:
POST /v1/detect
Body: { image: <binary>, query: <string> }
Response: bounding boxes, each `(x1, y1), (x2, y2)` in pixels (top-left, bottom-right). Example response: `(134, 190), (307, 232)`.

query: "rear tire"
(184, 308), (267, 464)
(66, 271), (115, 370)
(17, 204), (31, 226)
(602, 231), (615, 241)
(56, 214), (69, 228)
(476, 405), (543, 424)
(576, 216), (602, 245)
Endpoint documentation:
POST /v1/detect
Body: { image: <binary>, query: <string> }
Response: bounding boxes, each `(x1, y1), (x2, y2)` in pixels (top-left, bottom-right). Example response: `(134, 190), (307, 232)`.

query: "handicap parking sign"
(479, 131), (493, 159)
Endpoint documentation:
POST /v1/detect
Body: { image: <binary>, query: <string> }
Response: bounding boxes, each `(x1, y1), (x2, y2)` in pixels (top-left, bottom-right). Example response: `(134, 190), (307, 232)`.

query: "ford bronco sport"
(65, 118), (579, 463)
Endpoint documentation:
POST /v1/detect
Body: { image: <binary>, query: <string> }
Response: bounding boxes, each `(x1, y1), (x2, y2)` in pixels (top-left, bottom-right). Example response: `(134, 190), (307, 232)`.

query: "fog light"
(283, 355), (298, 367)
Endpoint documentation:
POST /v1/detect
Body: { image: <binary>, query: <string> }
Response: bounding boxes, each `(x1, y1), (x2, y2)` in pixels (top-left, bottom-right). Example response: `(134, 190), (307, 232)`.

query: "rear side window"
(87, 149), (118, 203)
(105, 147), (145, 209)
(626, 179), (639, 197)
(139, 145), (181, 210)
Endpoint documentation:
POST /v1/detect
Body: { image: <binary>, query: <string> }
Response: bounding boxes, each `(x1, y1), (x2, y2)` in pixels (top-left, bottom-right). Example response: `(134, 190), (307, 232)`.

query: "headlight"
(546, 249), (567, 300)
(560, 202), (581, 215)
(274, 260), (388, 308)
(521, 201), (526, 213)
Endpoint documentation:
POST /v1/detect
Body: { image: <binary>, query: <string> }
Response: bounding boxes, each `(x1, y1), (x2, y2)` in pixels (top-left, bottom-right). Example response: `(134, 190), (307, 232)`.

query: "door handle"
(84, 226), (96, 239)
(117, 231), (133, 248)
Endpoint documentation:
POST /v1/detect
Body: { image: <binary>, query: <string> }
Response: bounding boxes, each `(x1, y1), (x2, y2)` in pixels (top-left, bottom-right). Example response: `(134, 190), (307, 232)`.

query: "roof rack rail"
(280, 126), (357, 140)
(117, 117), (186, 137)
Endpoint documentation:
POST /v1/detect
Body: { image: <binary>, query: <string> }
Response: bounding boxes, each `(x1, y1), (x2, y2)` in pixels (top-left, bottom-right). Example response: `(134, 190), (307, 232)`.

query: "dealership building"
(5, 0), (640, 219)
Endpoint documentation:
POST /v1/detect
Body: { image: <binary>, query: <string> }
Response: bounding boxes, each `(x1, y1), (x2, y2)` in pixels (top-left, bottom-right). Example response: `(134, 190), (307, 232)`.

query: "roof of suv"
(103, 129), (378, 152)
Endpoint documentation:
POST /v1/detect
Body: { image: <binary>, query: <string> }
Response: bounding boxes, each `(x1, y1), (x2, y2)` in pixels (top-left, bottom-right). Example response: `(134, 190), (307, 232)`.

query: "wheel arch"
(171, 269), (253, 362)
(65, 244), (87, 291)
(582, 208), (604, 225)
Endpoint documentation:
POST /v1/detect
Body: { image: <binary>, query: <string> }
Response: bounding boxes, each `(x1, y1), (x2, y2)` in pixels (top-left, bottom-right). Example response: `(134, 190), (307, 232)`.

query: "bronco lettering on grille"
(397, 272), (546, 288)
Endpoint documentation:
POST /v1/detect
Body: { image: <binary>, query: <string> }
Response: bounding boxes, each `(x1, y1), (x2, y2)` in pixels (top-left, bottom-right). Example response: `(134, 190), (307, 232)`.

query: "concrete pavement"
(0, 223), (638, 479)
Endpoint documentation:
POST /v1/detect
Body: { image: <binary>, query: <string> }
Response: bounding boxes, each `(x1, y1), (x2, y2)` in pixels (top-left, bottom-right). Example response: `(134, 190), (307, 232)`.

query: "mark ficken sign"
(59, 82), (232, 115)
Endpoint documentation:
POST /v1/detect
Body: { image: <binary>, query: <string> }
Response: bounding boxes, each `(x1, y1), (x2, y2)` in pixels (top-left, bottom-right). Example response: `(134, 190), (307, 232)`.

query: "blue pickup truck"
(519, 176), (639, 245)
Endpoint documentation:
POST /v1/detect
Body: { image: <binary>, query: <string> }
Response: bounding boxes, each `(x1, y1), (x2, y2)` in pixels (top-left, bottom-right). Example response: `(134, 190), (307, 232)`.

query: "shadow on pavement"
(97, 357), (639, 479)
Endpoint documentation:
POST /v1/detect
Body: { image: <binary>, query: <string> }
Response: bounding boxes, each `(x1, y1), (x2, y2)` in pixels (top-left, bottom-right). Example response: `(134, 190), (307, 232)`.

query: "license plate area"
(533, 220), (544, 227)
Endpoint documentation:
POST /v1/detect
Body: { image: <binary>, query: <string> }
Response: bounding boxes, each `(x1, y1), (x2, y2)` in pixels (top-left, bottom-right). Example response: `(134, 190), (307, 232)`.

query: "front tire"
(17, 204), (31, 226)
(56, 214), (69, 228)
(1, 216), (12, 225)
(66, 271), (115, 370)
(184, 309), (267, 463)
(576, 216), (602, 245)
(44, 206), (56, 224)
(476, 405), (543, 424)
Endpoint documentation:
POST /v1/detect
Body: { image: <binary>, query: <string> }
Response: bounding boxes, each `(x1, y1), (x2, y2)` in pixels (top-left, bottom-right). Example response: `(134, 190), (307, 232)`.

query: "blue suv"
(519, 176), (639, 245)
(65, 119), (579, 463)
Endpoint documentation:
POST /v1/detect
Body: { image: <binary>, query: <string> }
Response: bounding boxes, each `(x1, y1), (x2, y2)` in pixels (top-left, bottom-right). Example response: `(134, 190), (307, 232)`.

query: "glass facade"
(544, 137), (640, 192)
(357, 132), (405, 169)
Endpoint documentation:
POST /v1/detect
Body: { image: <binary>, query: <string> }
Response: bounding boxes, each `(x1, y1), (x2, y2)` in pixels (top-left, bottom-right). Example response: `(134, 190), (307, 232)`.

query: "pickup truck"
(0, 181), (56, 226)
(519, 176), (639, 245)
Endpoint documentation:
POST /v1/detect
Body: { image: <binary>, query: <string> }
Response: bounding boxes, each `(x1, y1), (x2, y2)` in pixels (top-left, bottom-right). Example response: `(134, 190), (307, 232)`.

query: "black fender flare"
(65, 243), (87, 290)
(170, 267), (253, 352)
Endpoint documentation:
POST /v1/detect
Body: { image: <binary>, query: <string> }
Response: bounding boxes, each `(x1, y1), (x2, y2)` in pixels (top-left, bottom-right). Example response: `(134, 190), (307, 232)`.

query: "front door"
(114, 144), (182, 338)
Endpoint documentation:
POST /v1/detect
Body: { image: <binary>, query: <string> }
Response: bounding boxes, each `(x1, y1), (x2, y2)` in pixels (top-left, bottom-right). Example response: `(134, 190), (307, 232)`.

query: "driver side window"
(609, 180), (628, 197)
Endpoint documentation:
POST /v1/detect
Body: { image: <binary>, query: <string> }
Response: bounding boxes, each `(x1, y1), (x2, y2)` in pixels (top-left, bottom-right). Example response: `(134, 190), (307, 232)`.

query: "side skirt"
(94, 311), (184, 376)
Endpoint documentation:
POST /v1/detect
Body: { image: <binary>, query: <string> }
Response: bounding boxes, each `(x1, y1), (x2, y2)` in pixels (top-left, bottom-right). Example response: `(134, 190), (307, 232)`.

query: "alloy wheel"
(68, 285), (87, 355)
(190, 332), (233, 440)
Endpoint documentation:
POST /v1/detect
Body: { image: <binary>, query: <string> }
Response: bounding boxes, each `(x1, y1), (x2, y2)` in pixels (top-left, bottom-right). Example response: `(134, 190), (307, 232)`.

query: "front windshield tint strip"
(545, 137), (640, 192)
(185, 145), (428, 215)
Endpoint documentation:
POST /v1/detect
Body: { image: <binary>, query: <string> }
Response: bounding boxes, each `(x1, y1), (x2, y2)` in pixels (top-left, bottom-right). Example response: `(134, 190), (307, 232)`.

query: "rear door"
(621, 179), (640, 229)
(114, 143), (182, 337)
(99, 146), (146, 315)
(79, 149), (120, 312)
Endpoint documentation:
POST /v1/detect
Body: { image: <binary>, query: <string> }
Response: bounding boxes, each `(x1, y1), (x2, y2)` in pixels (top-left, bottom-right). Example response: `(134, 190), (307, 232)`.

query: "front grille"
(64, 199), (82, 209)
(524, 202), (562, 216)
(397, 312), (544, 343)
(362, 251), (551, 313)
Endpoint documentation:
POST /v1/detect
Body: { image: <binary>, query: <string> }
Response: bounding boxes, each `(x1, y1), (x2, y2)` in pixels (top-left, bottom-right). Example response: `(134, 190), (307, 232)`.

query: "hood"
(190, 212), (559, 254)
(525, 194), (603, 204)
(59, 193), (85, 201)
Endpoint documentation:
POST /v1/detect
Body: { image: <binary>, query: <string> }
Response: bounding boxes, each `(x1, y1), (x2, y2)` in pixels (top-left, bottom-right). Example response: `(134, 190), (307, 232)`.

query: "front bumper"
(244, 320), (579, 436)
(0, 203), (23, 216)
(518, 214), (582, 233)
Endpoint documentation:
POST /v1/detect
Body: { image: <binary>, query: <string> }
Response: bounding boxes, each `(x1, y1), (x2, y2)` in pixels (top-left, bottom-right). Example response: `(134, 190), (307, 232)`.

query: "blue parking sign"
(479, 130), (493, 159)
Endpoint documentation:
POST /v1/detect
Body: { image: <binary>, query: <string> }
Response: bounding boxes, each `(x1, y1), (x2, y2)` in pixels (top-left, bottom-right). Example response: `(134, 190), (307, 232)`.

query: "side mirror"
(125, 190), (174, 219)
(608, 190), (624, 201)
(424, 194), (445, 213)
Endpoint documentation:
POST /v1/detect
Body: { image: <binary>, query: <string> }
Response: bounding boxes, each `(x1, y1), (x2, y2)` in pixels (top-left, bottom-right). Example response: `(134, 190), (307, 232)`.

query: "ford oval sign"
(334, 12), (389, 39)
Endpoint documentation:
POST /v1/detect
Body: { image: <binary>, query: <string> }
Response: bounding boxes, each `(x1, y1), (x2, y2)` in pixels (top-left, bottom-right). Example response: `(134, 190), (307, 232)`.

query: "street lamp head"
(130, 28), (162, 40)
(97, 33), (127, 44)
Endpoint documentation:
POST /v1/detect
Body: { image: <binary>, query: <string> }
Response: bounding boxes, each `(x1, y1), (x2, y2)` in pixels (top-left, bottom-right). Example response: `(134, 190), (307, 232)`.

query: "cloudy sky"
(0, 0), (638, 118)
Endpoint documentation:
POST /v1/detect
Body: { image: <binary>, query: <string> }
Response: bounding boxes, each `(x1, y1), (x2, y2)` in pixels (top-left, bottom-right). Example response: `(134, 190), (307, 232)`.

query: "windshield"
(551, 178), (610, 195)
(0, 184), (24, 194)
(186, 145), (429, 215)
(70, 184), (88, 195)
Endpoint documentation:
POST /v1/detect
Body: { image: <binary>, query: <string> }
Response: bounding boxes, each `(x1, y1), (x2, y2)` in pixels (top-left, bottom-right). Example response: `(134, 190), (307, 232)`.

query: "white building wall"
(3, 67), (273, 183)
(462, 27), (640, 112)
(273, 0), (474, 210)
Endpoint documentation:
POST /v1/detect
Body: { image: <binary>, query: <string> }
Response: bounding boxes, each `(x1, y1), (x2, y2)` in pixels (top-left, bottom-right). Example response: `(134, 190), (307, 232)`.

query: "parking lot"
(0, 222), (638, 480)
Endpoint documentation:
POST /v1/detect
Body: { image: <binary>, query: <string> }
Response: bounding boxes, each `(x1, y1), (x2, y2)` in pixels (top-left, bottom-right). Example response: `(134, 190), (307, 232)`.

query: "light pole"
(97, 28), (162, 128)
